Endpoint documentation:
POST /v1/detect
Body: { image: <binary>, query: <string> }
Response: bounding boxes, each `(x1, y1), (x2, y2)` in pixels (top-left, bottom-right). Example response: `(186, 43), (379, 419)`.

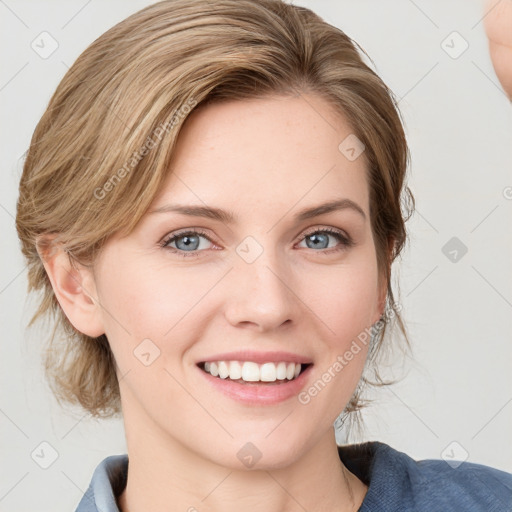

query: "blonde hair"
(16, 0), (414, 436)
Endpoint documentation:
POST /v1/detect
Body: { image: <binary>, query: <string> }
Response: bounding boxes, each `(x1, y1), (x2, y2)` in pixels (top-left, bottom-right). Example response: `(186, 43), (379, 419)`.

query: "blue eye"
(298, 228), (353, 252)
(160, 227), (353, 258)
(161, 229), (213, 257)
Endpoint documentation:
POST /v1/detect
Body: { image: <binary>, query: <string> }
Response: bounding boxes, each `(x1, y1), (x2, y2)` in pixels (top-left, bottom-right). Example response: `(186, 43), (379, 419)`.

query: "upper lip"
(197, 350), (313, 365)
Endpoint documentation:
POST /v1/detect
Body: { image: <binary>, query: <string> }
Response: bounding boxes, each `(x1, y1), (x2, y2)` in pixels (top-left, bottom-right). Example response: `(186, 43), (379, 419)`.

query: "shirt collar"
(75, 454), (128, 512)
(74, 442), (404, 512)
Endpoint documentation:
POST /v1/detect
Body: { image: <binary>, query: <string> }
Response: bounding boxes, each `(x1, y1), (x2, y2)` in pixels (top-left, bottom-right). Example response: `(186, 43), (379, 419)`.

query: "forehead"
(152, 94), (369, 218)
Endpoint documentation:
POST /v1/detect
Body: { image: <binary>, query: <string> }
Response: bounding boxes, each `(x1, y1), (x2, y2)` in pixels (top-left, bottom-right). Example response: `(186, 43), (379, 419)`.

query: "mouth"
(196, 361), (313, 384)
(195, 359), (315, 405)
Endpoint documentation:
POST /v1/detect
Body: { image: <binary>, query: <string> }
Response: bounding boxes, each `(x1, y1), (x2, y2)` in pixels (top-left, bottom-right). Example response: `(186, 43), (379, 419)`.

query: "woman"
(15, 0), (512, 511)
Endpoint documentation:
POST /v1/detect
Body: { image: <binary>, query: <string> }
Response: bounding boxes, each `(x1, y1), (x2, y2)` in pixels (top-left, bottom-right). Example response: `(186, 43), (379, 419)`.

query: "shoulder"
(338, 441), (512, 512)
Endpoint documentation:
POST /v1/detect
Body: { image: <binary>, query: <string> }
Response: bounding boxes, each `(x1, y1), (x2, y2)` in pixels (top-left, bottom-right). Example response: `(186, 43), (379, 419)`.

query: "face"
(89, 93), (386, 468)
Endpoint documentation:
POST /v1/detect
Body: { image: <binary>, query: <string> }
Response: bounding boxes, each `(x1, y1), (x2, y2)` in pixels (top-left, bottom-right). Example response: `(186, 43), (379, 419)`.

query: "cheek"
(95, 242), (379, 373)
(94, 256), (220, 361)
(303, 252), (380, 341)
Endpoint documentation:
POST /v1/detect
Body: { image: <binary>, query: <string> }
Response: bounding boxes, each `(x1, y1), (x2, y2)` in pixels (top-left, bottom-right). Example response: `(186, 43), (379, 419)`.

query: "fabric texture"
(74, 441), (512, 511)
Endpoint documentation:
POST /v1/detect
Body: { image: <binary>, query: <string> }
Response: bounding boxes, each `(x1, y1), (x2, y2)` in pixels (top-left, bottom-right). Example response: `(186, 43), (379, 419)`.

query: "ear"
(36, 237), (105, 338)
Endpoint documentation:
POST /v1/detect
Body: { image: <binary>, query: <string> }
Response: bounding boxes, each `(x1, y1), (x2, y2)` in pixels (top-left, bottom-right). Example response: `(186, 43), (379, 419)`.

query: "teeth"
(202, 361), (303, 382)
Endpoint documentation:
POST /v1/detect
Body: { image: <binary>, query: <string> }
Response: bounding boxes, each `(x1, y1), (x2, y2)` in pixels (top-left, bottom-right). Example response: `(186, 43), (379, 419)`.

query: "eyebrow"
(148, 198), (366, 223)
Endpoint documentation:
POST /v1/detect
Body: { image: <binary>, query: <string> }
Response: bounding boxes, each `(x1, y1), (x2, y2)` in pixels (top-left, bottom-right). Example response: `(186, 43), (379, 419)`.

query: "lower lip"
(196, 364), (314, 405)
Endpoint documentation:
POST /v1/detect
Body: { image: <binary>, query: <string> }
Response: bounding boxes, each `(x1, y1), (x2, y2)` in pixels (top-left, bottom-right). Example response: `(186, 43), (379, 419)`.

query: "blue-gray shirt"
(74, 441), (512, 511)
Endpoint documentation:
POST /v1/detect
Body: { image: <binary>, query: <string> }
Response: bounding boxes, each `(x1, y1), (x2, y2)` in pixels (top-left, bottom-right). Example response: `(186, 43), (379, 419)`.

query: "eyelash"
(159, 227), (354, 258)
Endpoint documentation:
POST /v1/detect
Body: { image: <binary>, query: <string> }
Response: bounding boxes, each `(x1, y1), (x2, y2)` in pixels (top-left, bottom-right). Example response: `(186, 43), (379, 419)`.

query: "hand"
(484, 0), (512, 100)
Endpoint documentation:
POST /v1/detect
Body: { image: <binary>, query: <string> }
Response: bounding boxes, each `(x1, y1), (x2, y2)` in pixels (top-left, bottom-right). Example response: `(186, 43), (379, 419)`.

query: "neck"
(117, 417), (367, 512)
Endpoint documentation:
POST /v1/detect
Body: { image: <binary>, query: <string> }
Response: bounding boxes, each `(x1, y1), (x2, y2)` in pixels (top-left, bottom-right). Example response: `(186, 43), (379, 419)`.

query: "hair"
(16, 0), (414, 440)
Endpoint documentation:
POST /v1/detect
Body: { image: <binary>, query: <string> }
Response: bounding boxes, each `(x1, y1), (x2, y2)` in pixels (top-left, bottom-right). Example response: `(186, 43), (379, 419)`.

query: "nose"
(223, 246), (301, 332)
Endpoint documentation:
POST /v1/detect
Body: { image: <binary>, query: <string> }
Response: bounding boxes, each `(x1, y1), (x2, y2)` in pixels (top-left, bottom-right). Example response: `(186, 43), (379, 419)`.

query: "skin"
(41, 93), (387, 512)
(484, 0), (512, 99)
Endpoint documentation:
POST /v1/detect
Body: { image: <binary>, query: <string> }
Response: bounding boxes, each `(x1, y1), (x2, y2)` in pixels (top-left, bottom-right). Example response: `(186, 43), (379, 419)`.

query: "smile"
(196, 361), (314, 405)
(199, 360), (311, 383)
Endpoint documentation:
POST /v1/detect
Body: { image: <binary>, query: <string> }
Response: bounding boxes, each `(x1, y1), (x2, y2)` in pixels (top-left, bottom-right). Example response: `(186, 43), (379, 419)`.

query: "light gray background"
(1, 1), (511, 511)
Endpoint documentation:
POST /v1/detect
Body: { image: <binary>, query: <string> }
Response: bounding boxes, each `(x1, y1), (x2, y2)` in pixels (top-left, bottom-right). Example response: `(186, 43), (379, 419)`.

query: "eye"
(160, 229), (215, 258)
(296, 227), (354, 253)
(160, 227), (354, 258)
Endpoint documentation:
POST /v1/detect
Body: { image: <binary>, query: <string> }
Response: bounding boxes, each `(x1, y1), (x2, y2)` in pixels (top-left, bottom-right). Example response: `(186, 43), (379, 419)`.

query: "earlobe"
(36, 239), (105, 338)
